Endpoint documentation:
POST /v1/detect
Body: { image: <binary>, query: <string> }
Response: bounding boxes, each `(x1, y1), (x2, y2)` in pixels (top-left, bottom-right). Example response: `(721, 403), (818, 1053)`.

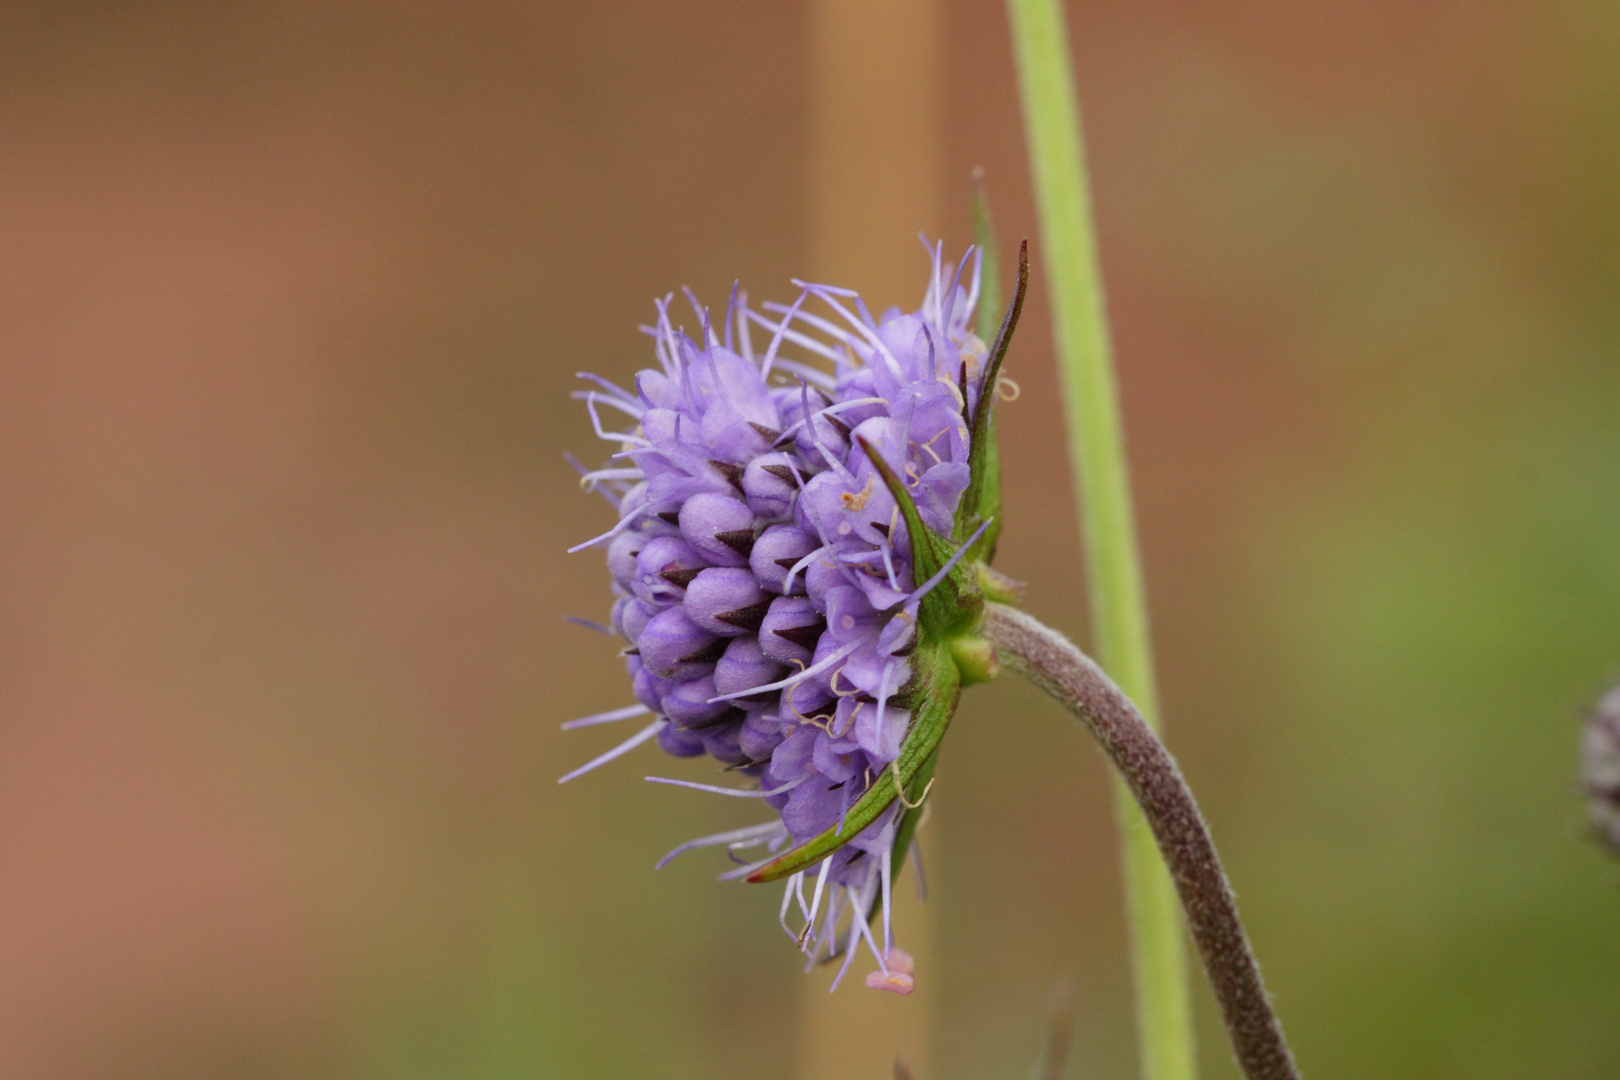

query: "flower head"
(1584, 681), (1620, 855)
(564, 240), (1025, 990)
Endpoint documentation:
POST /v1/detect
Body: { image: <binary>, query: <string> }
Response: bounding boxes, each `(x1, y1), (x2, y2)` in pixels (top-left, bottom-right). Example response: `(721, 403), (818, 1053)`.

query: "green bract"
(747, 243), (1028, 886)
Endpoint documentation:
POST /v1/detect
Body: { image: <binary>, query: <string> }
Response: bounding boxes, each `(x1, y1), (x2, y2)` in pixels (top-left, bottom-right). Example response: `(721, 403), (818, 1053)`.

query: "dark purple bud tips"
(635, 535), (707, 605)
(709, 459), (746, 492)
(760, 595), (826, 666)
(750, 525), (818, 594)
(742, 451), (800, 519)
(684, 568), (771, 636)
(679, 492), (757, 567)
(639, 607), (722, 680)
(714, 635), (786, 699)
(794, 409), (852, 471)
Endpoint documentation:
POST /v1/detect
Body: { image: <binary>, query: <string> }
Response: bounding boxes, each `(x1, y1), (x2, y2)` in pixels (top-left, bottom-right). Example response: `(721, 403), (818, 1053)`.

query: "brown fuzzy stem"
(982, 603), (1301, 1080)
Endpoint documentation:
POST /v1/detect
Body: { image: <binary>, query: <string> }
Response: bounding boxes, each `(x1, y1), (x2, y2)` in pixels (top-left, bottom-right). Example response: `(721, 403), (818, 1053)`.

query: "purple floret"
(1584, 683), (1620, 854)
(567, 242), (988, 989)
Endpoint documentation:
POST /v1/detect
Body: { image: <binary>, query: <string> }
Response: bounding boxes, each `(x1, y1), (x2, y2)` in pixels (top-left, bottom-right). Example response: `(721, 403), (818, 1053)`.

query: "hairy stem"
(983, 603), (1301, 1080)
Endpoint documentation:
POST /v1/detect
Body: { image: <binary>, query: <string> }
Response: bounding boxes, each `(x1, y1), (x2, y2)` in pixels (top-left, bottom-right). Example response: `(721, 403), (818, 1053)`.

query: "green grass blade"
(1005, 1), (1197, 1078)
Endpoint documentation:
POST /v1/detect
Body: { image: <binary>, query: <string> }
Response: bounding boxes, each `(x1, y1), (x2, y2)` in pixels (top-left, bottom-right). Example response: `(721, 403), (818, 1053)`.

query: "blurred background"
(1, 1), (1618, 1078)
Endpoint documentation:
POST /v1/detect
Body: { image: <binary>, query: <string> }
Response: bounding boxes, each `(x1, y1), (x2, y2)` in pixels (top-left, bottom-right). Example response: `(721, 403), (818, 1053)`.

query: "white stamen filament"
(708, 637), (861, 704)
(565, 502), (654, 553)
(762, 301), (854, 346)
(805, 856), (833, 945)
(759, 288), (810, 378)
(655, 820), (784, 870)
(643, 775), (805, 798)
(767, 357), (837, 391)
(745, 308), (842, 362)
(579, 389), (647, 425)
(556, 719), (664, 784)
(561, 703), (650, 731)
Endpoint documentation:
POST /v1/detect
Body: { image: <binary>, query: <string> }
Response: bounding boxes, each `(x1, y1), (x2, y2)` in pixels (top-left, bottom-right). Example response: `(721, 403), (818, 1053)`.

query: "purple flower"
(1584, 682), (1620, 854)
(563, 242), (1004, 991)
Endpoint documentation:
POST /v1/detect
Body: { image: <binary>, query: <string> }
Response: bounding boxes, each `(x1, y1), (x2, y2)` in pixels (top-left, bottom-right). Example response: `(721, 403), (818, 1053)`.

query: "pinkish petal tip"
(865, 969), (915, 995)
(883, 947), (916, 976)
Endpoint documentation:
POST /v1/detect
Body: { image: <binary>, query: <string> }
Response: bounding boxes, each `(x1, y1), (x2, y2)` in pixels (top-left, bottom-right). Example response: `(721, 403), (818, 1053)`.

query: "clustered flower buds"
(1583, 681), (1620, 854)
(565, 242), (1024, 991)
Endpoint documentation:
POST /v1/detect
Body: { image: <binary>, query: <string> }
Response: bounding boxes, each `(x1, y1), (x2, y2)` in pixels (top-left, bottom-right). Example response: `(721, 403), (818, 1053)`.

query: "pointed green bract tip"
(975, 562), (1025, 604)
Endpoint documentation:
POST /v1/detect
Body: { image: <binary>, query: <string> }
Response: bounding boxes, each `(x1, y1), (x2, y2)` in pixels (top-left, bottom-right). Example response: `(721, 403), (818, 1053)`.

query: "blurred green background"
(0, 2), (1617, 1078)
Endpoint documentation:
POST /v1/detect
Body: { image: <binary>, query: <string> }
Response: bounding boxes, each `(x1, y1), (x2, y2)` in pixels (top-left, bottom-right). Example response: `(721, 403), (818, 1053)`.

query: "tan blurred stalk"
(808, 0), (944, 306)
(799, 1), (943, 1078)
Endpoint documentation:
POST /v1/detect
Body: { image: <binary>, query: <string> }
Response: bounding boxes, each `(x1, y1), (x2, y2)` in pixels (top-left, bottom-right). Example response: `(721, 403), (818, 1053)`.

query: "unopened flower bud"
(701, 719), (752, 767)
(804, 558), (845, 613)
(742, 451), (800, 520)
(659, 673), (728, 728)
(639, 607), (723, 680)
(759, 595), (824, 666)
(656, 722), (707, 758)
(714, 635), (785, 700)
(679, 492), (756, 567)
(684, 567), (771, 636)
(793, 405), (851, 471)
(634, 535), (706, 605)
(628, 655), (666, 713)
(740, 710), (788, 761)
(606, 531), (643, 588)
(750, 524), (817, 594)
(618, 598), (655, 643)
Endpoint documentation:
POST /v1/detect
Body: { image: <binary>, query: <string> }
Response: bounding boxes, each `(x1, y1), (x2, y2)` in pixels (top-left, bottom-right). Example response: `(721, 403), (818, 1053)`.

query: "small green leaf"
(856, 436), (963, 634)
(957, 240), (1028, 560)
(970, 410), (1004, 560)
(974, 562), (1026, 604)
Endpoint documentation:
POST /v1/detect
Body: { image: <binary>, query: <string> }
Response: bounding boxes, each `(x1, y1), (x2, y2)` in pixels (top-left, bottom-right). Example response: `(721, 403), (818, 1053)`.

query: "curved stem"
(983, 603), (1301, 1080)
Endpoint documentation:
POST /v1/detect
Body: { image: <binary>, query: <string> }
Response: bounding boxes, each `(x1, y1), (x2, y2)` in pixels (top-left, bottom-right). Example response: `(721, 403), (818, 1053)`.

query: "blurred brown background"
(1, 2), (1618, 1078)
